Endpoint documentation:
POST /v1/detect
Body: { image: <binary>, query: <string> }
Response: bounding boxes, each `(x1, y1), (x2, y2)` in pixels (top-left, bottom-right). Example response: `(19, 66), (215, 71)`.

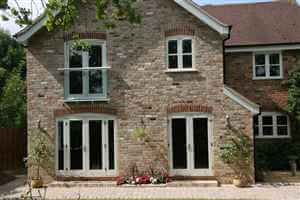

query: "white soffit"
(224, 86), (260, 115)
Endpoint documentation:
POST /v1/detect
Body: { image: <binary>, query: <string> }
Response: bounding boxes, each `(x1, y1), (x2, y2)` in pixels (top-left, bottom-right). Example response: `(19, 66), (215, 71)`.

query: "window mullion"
(178, 40), (183, 69)
(273, 115), (278, 137)
(83, 51), (89, 97)
(259, 116), (263, 137)
(64, 43), (70, 99)
(266, 54), (270, 78)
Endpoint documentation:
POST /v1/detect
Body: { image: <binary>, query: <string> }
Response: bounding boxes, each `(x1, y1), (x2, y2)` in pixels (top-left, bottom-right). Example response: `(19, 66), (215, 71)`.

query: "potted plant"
(25, 129), (50, 188)
(219, 132), (252, 187)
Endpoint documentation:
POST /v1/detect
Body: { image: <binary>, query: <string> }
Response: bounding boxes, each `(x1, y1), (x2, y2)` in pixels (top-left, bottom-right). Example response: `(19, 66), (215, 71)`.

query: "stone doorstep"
(167, 180), (219, 187)
(47, 180), (219, 188)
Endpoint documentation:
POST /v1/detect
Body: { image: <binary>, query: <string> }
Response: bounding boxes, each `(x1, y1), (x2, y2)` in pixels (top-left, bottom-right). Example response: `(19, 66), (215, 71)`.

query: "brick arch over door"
(54, 104), (117, 117)
(164, 24), (195, 37)
(167, 103), (213, 114)
(63, 32), (107, 41)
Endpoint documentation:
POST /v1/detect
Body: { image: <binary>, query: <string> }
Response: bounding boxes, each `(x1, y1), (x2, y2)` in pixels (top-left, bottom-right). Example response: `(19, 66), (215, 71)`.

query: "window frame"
(64, 39), (108, 101)
(166, 35), (196, 72)
(55, 113), (118, 177)
(254, 112), (291, 139)
(252, 51), (283, 80)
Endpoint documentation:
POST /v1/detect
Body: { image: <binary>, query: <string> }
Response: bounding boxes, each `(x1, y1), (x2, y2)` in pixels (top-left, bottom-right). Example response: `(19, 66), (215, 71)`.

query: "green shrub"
(255, 141), (300, 171)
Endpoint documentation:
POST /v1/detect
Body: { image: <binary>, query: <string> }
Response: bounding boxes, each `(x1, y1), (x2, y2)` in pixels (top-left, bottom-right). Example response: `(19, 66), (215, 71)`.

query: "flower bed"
(117, 175), (171, 186)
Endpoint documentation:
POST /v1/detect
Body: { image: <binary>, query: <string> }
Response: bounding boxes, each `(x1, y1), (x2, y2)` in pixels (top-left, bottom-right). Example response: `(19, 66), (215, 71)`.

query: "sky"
(0, 0), (294, 35)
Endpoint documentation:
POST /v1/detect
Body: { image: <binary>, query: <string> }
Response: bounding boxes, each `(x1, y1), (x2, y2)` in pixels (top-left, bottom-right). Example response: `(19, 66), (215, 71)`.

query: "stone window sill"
(64, 98), (110, 103)
(164, 69), (198, 73)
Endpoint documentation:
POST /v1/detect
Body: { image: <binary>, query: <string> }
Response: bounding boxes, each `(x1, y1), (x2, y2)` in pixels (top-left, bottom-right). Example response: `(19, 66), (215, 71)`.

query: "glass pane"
(168, 56), (178, 69)
(89, 120), (102, 170)
(108, 120), (115, 170)
(69, 71), (83, 95)
(58, 121), (64, 170)
(89, 70), (103, 94)
(70, 50), (82, 68)
(263, 126), (273, 136)
(270, 54), (280, 65)
(255, 65), (266, 77)
(182, 40), (192, 53)
(270, 65), (280, 77)
(172, 118), (187, 169)
(70, 121), (83, 170)
(255, 54), (265, 65)
(278, 126), (288, 136)
(183, 55), (192, 68)
(262, 116), (273, 125)
(193, 118), (209, 169)
(168, 40), (177, 54)
(277, 116), (288, 125)
(89, 45), (102, 67)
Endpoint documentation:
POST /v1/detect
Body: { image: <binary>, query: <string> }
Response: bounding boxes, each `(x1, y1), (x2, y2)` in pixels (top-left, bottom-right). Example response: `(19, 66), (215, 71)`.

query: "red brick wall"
(225, 50), (300, 112)
(225, 50), (300, 141)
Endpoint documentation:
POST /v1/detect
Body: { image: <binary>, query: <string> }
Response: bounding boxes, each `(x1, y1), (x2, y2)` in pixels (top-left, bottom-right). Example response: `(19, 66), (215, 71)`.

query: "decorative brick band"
(165, 24), (195, 37)
(167, 104), (213, 114)
(54, 104), (117, 117)
(64, 32), (106, 41)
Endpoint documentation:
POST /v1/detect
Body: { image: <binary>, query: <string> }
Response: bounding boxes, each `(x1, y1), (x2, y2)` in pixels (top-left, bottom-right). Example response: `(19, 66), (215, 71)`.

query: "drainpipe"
(253, 107), (262, 183)
(222, 25), (232, 84)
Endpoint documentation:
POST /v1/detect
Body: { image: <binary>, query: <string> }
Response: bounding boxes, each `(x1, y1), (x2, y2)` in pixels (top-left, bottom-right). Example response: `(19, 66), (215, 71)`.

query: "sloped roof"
(202, 1), (300, 46)
(14, 0), (229, 44)
(224, 86), (260, 114)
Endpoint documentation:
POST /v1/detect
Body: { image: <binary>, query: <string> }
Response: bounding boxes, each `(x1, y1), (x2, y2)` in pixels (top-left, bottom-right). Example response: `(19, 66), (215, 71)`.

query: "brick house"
(14, 0), (300, 184)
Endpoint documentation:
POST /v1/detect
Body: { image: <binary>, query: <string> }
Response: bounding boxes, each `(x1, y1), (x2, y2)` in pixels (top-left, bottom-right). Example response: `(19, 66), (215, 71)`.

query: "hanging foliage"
(1, 0), (141, 31)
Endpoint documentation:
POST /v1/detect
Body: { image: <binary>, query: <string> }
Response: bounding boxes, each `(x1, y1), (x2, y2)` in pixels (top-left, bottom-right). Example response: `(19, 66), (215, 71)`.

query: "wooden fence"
(0, 128), (27, 170)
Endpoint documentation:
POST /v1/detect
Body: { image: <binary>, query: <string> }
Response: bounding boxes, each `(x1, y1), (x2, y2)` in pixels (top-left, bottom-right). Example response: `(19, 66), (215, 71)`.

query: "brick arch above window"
(167, 103), (213, 114)
(54, 104), (117, 117)
(164, 24), (195, 37)
(64, 32), (106, 41)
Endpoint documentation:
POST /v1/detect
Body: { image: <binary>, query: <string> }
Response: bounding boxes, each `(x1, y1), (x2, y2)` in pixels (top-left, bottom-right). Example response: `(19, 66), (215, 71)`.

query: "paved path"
(1, 178), (300, 200)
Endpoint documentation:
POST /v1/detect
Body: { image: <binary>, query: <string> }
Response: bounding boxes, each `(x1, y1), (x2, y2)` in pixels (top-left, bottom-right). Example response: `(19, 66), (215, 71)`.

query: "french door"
(169, 115), (213, 176)
(56, 115), (117, 177)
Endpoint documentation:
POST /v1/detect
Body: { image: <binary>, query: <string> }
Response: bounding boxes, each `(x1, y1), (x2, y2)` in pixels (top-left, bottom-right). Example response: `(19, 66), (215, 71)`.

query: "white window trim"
(55, 113), (118, 177)
(64, 39), (108, 101)
(166, 35), (195, 72)
(252, 51), (283, 80)
(255, 112), (291, 139)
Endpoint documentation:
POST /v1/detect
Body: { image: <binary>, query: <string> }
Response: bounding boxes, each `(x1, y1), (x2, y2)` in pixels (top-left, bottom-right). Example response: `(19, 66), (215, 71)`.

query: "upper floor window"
(253, 52), (283, 80)
(64, 40), (108, 101)
(167, 36), (194, 71)
(254, 112), (290, 138)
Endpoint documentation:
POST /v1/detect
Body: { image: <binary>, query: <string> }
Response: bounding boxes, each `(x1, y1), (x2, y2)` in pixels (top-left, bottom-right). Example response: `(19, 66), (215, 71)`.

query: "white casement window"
(253, 52), (283, 80)
(254, 112), (290, 138)
(166, 36), (195, 72)
(64, 40), (108, 101)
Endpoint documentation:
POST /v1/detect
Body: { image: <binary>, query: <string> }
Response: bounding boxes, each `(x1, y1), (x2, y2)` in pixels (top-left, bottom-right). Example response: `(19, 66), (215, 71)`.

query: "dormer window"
(166, 36), (195, 72)
(64, 40), (108, 101)
(253, 52), (283, 80)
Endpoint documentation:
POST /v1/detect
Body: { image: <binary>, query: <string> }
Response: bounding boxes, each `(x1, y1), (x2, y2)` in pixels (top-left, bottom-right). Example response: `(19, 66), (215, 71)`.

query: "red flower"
(116, 176), (125, 185)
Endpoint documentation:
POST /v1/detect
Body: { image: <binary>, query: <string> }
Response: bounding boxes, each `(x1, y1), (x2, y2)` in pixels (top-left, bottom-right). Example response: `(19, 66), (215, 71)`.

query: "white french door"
(56, 115), (117, 177)
(169, 114), (213, 176)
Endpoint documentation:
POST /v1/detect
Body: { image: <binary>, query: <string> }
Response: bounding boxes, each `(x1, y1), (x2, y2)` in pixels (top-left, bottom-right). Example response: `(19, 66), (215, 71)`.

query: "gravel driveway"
(1, 178), (300, 200)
